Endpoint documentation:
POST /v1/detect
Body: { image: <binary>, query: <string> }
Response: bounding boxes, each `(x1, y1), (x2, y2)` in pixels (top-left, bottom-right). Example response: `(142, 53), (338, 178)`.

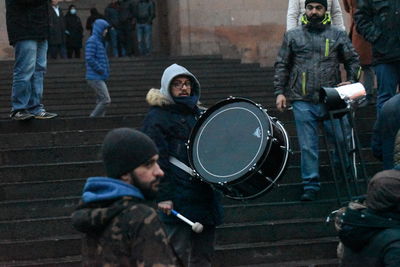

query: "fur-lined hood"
(146, 63), (201, 107)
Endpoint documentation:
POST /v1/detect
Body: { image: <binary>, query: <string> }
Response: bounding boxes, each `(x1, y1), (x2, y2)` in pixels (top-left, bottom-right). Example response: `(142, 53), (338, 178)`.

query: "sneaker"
(34, 111), (58, 119)
(300, 189), (317, 201)
(10, 110), (35, 121)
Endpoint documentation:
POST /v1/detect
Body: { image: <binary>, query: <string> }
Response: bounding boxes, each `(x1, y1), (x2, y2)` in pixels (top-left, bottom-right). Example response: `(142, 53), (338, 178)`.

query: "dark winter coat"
(85, 8), (105, 33)
(48, 5), (66, 46)
(135, 0), (156, 24)
(64, 13), (83, 48)
(343, 0), (373, 66)
(274, 17), (360, 103)
(119, 0), (135, 23)
(354, 0), (400, 64)
(5, 0), (49, 46)
(339, 207), (400, 266)
(141, 64), (223, 226)
(85, 19), (110, 81)
(371, 94), (400, 169)
(71, 177), (180, 266)
(104, 3), (121, 28)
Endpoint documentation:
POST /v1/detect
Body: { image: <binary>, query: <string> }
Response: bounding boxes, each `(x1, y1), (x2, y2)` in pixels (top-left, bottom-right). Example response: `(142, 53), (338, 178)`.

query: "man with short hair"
(71, 128), (180, 266)
(5, 0), (58, 120)
(274, 0), (360, 201)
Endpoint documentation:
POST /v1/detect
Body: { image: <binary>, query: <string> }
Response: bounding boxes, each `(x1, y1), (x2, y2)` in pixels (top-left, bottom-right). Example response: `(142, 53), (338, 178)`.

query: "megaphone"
(319, 82), (366, 118)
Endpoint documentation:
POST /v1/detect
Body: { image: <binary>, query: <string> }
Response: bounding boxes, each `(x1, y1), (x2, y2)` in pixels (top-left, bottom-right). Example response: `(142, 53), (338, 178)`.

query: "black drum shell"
(187, 97), (290, 200)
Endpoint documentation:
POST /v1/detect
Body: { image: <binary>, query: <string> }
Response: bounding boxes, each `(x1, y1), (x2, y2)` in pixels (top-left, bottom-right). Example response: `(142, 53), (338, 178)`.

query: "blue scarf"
(173, 95), (198, 110)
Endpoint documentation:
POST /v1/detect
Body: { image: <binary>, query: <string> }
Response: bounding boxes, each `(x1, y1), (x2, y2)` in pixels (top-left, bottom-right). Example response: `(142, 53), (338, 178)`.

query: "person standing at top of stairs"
(5, 0), (58, 121)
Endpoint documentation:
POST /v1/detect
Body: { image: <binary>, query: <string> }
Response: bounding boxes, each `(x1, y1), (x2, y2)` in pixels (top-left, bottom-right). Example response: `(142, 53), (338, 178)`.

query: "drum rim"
(188, 97), (273, 184)
(225, 119), (291, 200)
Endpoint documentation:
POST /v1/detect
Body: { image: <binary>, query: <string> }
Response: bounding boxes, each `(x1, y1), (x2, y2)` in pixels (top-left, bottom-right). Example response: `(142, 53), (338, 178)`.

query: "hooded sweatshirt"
(85, 19), (110, 80)
(141, 64), (223, 226)
(71, 177), (180, 266)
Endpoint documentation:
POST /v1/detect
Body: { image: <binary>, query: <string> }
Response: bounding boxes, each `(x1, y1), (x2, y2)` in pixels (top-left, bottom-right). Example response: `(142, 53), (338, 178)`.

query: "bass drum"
(188, 97), (290, 200)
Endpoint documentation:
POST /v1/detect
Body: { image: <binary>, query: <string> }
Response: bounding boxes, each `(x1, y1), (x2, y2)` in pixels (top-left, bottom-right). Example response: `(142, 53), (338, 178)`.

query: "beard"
(130, 172), (160, 200)
(306, 14), (325, 30)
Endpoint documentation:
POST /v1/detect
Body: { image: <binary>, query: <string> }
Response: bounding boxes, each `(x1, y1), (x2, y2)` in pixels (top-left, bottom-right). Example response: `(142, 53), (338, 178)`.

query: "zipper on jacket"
(357, 66), (362, 81)
(302, 72), (307, 95)
(325, 38), (330, 57)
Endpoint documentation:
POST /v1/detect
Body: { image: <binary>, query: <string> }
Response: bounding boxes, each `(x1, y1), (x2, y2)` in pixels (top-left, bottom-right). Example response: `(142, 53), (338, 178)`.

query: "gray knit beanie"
(102, 128), (158, 179)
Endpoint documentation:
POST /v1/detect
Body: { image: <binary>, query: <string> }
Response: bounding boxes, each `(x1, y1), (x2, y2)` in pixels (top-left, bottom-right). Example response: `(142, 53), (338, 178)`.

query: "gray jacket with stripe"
(274, 21), (360, 103)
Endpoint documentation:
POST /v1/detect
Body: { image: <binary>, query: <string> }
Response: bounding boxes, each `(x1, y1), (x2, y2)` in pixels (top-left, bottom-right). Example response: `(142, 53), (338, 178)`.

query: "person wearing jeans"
(6, 0), (58, 120)
(292, 101), (351, 192)
(274, 0), (360, 201)
(85, 19), (111, 117)
(135, 0), (155, 56)
(136, 23), (153, 56)
(354, 0), (400, 115)
(87, 80), (111, 117)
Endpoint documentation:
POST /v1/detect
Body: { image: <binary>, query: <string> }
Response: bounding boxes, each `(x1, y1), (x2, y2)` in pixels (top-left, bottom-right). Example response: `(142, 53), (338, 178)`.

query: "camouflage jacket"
(71, 196), (181, 267)
(274, 22), (360, 103)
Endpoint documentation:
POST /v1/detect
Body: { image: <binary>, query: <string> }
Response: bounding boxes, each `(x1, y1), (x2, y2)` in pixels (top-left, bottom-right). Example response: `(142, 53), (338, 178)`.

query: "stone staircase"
(0, 56), (379, 266)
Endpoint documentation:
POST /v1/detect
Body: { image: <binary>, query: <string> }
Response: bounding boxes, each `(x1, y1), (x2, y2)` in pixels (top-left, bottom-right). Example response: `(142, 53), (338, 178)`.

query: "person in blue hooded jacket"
(85, 19), (112, 117)
(71, 128), (181, 266)
(141, 64), (223, 267)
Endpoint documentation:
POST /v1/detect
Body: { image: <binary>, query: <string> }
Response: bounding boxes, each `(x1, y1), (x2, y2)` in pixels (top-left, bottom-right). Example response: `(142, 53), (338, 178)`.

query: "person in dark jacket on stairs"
(141, 64), (223, 267)
(338, 130), (400, 266)
(71, 128), (181, 266)
(354, 0), (400, 115)
(371, 93), (400, 170)
(48, 0), (67, 59)
(5, 0), (58, 120)
(64, 4), (83, 59)
(274, 0), (360, 201)
(85, 19), (112, 117)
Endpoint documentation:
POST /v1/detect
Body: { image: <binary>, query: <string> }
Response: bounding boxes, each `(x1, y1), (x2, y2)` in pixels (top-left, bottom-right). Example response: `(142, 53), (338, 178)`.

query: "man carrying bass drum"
(141, 63), (223, 267)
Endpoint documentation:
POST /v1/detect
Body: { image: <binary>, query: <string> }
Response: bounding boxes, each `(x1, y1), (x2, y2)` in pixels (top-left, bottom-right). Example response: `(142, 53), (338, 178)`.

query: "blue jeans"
(87, 80), (111, 117)
(11, 40), (48, 115)
(292, 101), (351, 191)
(136, 23), (152, 55)
(374, 62), (400, 114)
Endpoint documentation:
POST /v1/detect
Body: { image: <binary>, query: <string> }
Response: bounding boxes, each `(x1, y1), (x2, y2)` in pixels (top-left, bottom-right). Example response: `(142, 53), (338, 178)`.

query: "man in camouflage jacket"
(274, 0), (360, 201)
(71, 128), (181, 266)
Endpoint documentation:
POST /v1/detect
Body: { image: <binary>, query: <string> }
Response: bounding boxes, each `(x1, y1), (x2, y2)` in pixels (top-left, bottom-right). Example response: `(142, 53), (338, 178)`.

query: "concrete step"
(0, 197), (79, 221)
(216, 218), (336, 246)
(0, 256), (81, 267)
(213, 237), (339, 266)
(0, 115), (143, 134)
(0, 236), (81, 262)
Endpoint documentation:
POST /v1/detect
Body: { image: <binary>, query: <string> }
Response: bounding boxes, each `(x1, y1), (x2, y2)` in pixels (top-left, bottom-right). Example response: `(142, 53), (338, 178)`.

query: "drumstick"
(171, 209), (204, 233)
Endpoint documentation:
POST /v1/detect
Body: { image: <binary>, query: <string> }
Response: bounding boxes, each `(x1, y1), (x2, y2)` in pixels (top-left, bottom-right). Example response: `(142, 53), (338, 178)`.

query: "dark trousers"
(163, 222), (215, 267)
(67, 47), (81, 58)
(48, 44), (67, 59)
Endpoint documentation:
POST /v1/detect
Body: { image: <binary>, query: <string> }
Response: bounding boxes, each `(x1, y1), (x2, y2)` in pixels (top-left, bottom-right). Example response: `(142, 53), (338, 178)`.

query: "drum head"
(189, 98), (272, 184)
